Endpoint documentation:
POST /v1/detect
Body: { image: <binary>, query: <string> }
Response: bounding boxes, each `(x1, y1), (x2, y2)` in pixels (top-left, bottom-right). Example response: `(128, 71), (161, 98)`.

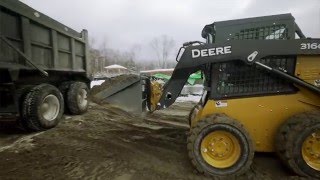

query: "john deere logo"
(192, 46), (232, 58)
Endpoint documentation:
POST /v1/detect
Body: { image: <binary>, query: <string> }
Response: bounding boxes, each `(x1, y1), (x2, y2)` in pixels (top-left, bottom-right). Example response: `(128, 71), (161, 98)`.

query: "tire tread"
(187, 114), (254, 178)
(275, 111), (320, 178)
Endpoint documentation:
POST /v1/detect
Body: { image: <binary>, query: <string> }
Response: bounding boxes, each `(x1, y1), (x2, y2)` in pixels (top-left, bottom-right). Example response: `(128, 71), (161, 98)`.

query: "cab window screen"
(211, 58), (296, 99)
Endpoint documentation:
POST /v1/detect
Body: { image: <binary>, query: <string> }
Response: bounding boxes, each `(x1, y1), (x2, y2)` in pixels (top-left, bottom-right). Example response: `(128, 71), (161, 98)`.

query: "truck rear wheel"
(275, 111), (320, 178)
(22, 84), (64, 131)
(67, 82), (89, 115)
(187, 114), (254, 178)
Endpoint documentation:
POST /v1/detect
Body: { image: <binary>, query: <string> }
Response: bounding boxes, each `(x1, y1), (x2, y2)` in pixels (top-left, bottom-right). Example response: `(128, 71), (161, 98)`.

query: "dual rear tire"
(60, 81), (89, 114)
(21, 84), (64, 131)
(67, 82), (89, 115)
(20, 82), (89, 131)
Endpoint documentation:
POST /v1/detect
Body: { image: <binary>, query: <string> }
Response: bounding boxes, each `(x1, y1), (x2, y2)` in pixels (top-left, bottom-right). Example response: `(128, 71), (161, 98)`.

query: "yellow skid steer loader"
(91, 14), (320, 178)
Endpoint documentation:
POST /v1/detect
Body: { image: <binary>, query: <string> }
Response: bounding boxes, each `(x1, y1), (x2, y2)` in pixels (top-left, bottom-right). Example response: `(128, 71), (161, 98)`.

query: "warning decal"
(215, 100), (228, 108)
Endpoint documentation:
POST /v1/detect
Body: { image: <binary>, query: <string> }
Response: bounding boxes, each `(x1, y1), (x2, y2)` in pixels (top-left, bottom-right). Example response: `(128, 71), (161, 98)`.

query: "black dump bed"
(0, 0), (90, 78)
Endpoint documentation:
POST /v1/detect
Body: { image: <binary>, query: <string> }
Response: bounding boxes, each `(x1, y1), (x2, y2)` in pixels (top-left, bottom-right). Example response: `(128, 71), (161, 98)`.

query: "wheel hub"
(208, 138), (231, 158)
(77, 89), (88, 108)
(201, 131), (241, 168)
(41, 94), (60, 121)
(302, 131), (320, 171)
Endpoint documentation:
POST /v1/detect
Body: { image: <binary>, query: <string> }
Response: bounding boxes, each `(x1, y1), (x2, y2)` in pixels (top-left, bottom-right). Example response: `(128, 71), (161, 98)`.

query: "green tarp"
(152, 73), (171, 80)
(189, 72), (202, 79)
(152, 72), (202, 85)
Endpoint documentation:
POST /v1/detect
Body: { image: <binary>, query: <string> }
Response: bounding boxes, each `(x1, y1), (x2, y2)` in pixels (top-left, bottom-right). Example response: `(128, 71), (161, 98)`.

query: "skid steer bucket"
(89, 74), (147, 114)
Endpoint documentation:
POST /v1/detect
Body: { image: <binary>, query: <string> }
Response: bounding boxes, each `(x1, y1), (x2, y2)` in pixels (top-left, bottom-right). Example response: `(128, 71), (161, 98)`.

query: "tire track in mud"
(57, 113), (192, 179)
(0, 103), (308, 180)
(0, 132), (43, 153)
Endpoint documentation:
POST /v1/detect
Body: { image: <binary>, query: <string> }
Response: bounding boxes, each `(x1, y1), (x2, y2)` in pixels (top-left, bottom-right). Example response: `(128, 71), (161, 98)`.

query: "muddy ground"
(0, 101), (306, 180)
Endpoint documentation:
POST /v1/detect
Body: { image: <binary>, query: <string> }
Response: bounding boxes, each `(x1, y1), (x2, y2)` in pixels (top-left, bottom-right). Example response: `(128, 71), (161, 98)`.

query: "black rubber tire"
(275, 111), (320, 178)
(58, 81), (74, 113)
(187, 114), (254, 178)
(22, 84), (64, 131)
(16, 86), (33, 130)
(188, 104), (200, 127)
(67, 82), (89, 115)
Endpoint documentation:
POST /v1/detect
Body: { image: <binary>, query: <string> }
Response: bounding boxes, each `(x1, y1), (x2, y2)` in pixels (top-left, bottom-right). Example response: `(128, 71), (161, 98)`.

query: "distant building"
(104, 64), (131, 76)
(94, 64), (132, 79)
(140, 68), (174, 76)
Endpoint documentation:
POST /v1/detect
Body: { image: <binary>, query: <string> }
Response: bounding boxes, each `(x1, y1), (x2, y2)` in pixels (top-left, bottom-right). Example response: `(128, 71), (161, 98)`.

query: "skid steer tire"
(22, 84), (64, 131)
(187, 114), (254, 178)
(275, 111), (320, 178)
(67, 82), (89, 115)
(188, 104), (200, 127)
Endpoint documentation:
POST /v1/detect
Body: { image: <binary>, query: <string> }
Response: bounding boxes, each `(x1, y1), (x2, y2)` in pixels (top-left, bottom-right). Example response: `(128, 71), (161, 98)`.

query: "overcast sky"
(20, 0), (320, 61)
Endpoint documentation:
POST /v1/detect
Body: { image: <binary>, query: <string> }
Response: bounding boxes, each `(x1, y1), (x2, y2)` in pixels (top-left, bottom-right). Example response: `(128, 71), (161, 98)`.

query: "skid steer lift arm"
(157, 39), (320, 110)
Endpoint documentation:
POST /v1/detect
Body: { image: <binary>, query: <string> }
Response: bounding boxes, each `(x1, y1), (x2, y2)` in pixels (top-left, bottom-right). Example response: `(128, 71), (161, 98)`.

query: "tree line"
(89, 35), (177, 75)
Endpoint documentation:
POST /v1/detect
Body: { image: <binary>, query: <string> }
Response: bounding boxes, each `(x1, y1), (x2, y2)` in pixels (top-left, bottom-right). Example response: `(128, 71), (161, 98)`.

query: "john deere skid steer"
(91, 14), (320, 178)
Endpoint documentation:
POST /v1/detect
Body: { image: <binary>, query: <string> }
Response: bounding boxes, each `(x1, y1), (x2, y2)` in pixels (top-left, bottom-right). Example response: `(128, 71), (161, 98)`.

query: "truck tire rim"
(302, 131), (320, 171)
(41, 94), (60, 121)
(201, 131), (241, 168)
(78, 89), (88, 108)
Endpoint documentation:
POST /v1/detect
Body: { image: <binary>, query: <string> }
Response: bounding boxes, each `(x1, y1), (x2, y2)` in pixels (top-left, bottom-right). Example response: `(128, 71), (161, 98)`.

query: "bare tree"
(89, 37), (143, 74)
(129, 44), (141, 62)
(88, 37), (103, 75)
(150, 35), (175, 69)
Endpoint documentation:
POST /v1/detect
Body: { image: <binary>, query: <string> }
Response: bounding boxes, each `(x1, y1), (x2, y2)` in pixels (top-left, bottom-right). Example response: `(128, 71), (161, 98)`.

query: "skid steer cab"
(90, 14), (320, 179)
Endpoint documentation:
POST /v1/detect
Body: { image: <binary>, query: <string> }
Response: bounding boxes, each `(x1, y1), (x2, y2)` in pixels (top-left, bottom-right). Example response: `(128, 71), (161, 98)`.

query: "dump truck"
(0, 0), (90, 131)
(91, 14), (320, 178)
